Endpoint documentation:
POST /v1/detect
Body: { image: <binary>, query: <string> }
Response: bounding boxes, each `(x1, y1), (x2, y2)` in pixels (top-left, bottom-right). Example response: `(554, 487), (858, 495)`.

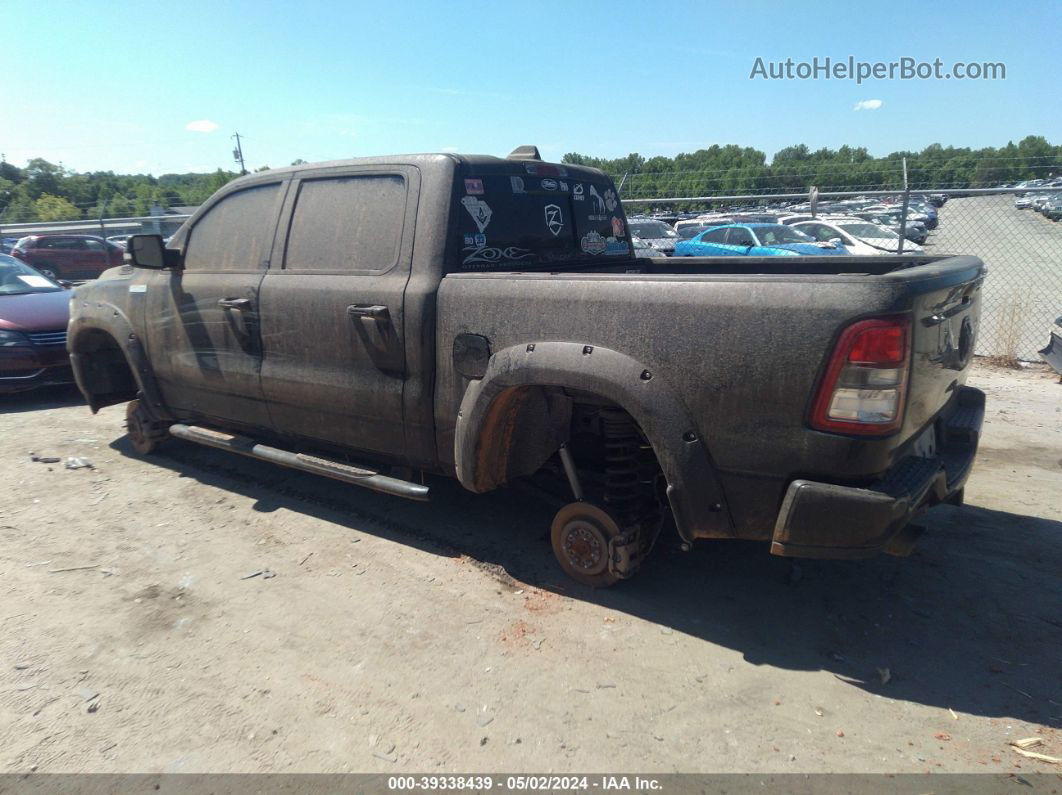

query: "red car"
(11, 234), (124, 281)
(0, 254), (74, 393)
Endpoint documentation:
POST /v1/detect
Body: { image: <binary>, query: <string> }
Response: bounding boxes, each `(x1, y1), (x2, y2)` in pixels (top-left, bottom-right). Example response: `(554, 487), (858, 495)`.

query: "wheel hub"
(563, 520), (606, 571)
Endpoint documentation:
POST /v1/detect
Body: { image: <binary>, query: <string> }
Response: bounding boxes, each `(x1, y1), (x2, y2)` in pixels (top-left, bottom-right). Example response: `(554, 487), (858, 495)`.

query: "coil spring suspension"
(600, 409), (647, 520)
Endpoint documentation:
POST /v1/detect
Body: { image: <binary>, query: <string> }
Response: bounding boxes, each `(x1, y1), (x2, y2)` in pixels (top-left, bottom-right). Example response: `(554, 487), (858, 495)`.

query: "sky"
(1, 0), (1058, 176)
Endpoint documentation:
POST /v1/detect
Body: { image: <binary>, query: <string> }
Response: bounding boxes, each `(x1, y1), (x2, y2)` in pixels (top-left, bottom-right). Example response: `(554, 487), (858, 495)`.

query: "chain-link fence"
(2, 180), (1060, 361)
(621, 185), (1062, 361)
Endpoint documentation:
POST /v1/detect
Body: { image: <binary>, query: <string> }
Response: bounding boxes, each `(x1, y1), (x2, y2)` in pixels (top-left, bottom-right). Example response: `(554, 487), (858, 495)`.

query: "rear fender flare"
(454, 341), (733, 542)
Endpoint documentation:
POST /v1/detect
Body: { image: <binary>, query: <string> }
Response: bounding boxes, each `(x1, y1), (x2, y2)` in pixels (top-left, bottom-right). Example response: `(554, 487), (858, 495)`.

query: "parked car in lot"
(68, 149), (985, 586)
(1031, 194), (1054, 212)
(863, 205), (934, 230)
(0, 254), (73, 393)
(852, 211), (929, 244)
(1014, 194), (1033, 209)
(107, 235), (132, 248)
(792, 218), (924, 255)
(626, 218), (679, 255)
(631, 237), (657, 258)
(10, 234), (125, 281)
(674, 223), (849, 257)
(676, 224), (711, 240)
(675, 215), (732, 237)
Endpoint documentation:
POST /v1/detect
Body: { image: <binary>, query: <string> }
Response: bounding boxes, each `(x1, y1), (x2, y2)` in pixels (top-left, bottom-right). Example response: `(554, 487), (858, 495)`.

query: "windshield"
(839, 223), (898, 240)
(0, 254), (63, 295)
(628, 221), (678, 239)
(754, 225), (814, 245)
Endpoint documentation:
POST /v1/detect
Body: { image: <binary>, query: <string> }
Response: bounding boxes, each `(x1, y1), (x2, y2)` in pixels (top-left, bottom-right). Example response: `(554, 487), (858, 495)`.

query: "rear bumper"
(770, 386), (984, 559)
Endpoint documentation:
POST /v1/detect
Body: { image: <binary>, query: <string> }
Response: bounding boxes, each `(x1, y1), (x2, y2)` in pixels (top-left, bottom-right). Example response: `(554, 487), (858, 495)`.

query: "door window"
(725, 228), (756, 246)
(284, 175), (407, 273)
(701, 227), (729, 243)
(39, 237), (81, 250)
(183, 183), (282, 272)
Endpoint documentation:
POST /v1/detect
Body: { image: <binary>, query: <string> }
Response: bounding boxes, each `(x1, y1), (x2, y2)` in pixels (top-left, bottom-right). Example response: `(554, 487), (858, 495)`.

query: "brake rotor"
(550, 502), (622, 583)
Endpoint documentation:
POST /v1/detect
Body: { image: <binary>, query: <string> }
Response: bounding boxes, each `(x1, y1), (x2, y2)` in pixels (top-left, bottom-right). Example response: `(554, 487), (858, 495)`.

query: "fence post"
(897, 157), (909, 255)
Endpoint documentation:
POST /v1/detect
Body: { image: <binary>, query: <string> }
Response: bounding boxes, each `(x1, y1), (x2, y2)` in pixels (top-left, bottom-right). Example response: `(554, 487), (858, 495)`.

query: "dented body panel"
(68, 152), (986, 560)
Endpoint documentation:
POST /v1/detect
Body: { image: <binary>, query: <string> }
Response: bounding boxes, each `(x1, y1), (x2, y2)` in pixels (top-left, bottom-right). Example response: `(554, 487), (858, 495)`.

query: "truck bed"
(435, 254), (984, 541)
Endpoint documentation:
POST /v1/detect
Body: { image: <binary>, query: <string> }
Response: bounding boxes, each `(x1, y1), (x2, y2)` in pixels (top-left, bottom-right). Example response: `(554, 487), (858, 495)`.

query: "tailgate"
(899, 256), (984, 440)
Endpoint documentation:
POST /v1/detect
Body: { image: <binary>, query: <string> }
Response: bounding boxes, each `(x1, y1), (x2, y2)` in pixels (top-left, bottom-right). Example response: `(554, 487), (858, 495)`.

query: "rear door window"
(284, 175), (406, 273)
(449, 168), (630, 271)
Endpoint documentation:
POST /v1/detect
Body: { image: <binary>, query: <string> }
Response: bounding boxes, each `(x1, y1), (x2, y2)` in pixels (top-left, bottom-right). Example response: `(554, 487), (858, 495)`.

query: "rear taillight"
(810, 316), (911, 435)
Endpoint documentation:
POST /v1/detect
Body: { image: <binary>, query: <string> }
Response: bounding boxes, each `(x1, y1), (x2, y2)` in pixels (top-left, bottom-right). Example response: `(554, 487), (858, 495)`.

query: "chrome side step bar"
(168, 423), (430, 502)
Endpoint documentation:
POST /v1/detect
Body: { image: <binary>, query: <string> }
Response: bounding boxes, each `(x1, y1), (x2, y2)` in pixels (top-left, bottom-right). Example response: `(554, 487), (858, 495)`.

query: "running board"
(168, 423), (430, 502)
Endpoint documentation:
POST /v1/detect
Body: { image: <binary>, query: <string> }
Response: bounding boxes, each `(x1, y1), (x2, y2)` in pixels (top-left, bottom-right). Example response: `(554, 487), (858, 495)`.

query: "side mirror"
(829, 237), (843, 246)
(128, 235), (182, 270)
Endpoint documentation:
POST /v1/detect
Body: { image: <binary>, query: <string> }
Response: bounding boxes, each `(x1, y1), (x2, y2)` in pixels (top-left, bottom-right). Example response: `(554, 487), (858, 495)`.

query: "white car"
(861, 204), (930, 225)
(792, 217), (924, 256)
(1014, 195), (1033, 209)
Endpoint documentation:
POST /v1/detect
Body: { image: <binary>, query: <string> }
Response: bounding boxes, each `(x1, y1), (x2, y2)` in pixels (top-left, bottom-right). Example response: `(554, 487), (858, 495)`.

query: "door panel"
(144, 181), (286, 429)
(258, 166), (420, 459)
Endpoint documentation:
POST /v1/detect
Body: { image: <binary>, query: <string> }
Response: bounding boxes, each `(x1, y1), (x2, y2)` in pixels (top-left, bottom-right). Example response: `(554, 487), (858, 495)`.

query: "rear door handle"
(347, 304), (389, 321)
(218, 298), (252, 311)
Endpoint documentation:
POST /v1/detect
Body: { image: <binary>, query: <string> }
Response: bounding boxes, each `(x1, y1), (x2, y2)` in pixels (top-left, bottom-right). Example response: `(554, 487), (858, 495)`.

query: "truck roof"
(233, 153), (608, 183)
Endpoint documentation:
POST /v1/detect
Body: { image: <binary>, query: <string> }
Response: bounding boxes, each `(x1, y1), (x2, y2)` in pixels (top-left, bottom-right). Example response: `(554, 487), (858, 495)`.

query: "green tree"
(2, 191), (38, 222)
(34, 193), (81, 221)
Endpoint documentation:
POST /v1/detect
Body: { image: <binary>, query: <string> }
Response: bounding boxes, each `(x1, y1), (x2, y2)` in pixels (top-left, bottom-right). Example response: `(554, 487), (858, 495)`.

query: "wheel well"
(472, 386), (665, 508)
(72, 329), (138, 410)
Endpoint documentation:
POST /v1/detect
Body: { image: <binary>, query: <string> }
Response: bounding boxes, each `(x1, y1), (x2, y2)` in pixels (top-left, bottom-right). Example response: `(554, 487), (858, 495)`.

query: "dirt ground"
(1, 360), (1059, 774)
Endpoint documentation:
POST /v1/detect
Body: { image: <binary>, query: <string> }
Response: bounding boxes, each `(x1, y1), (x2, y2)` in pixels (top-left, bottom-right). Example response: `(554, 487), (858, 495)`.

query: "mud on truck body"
(68, 147), (985, 586)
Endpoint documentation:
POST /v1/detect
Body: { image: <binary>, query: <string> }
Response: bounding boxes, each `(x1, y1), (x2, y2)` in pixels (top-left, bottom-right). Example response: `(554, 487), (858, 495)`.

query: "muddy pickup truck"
(68, 147), (986, 586)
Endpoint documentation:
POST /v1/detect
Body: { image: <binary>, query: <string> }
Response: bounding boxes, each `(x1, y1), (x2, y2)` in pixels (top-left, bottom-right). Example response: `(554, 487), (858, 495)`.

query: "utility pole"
(232, 133), (247, 175)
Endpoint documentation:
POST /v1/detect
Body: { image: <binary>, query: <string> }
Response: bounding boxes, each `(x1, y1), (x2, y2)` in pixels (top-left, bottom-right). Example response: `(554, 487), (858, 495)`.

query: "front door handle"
(347, 304), (389, 321)
(218, 298), (253, 311)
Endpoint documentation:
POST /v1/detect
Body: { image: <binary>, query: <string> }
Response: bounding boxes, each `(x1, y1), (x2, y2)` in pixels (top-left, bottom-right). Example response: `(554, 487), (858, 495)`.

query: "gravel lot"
(926, 195), (1061, 360)
(0, 362), (1059, 774)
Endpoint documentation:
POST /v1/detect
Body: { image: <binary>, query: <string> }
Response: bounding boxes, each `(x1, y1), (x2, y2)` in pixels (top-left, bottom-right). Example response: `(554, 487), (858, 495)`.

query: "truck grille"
(28, 330), (67, 347)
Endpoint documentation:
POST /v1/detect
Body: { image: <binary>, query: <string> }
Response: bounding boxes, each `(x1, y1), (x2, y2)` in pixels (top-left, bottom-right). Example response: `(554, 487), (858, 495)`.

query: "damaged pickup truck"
(68, 147), (986, 586)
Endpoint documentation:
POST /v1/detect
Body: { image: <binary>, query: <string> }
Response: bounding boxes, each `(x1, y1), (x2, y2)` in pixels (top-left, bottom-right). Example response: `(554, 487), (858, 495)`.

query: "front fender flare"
(68, 302), (167, 417)
(454, 341), (733, 543)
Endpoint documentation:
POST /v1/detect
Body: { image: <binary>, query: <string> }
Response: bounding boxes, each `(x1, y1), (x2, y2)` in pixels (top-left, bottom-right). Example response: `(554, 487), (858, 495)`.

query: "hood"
(0, 289), (71, 332)
(642, 237), (676, 250)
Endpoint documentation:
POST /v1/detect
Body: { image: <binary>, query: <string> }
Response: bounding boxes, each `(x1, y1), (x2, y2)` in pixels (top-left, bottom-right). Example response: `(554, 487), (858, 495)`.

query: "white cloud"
(440, 145), (460, 153)
(853, 99), (883, 111)
(185, 119), (220, 133)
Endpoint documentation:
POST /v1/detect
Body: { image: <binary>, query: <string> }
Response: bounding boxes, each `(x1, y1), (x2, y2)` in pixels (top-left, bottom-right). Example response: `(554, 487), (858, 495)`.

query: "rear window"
(448, 166), (631, 272)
